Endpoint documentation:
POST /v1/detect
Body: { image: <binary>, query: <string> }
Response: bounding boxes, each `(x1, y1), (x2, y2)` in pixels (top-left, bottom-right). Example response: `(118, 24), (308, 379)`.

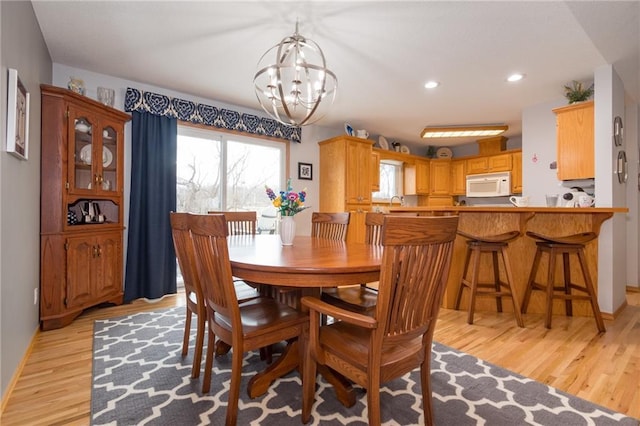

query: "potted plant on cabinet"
(563, 80), (594, 104)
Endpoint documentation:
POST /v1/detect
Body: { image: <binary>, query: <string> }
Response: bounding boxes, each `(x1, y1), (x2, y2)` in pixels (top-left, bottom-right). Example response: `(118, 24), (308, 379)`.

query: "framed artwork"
(6, 68), (29, 160)
(298, 162), (313, 180)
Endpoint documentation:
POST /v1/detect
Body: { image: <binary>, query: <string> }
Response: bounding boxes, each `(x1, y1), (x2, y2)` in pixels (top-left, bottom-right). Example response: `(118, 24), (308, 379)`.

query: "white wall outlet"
(34, 287), (39, 305)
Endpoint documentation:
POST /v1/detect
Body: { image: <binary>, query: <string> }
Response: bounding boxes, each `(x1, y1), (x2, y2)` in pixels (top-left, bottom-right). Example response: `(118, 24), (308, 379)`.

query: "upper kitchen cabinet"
(429, 159), (451, 195)
(466, 153), (512, 175)
(450, 159), (466, 195)
(511, 151), (522, 194)
(404, 158), (430, 195)
(553, 100), (594, 180)
(371, 150), (380, 192)
(319, 136), (374, 243)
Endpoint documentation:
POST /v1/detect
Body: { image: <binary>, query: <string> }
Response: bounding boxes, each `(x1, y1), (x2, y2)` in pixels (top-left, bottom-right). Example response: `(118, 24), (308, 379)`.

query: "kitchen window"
(373, 159), (403, 201)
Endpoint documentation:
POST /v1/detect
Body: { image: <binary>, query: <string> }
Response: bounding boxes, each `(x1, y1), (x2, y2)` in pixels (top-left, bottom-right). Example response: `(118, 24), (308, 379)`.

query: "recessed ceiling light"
(507, 73), (525, 82)
(424, 81), (439, 89)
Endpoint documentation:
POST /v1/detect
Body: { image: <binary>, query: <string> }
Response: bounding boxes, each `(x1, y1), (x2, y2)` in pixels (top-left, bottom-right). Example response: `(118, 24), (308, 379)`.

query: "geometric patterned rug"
(91, 307), (639, 425)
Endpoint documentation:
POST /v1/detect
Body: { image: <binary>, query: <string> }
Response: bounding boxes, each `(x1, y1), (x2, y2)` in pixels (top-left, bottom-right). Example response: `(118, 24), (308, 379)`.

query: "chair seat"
(213, 297), (308, 338)
(321, 286), (378, 312)
(458, 230), (521, 243)
(525, 231), (597, 245)
(319, 321), (424, 381)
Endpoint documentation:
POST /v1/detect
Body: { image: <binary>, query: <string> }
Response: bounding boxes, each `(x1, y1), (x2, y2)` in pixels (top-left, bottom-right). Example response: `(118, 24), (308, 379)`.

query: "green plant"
(563, 80), (594, 104)
(426, 146), (436, 158)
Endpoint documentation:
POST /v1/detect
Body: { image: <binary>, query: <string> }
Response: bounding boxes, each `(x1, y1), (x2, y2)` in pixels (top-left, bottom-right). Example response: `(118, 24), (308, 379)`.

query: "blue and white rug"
(91, 307), (638, 425)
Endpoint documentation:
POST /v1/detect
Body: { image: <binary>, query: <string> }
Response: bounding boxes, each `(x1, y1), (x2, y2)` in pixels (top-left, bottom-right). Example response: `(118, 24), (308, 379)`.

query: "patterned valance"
(124, 87), (301, 143)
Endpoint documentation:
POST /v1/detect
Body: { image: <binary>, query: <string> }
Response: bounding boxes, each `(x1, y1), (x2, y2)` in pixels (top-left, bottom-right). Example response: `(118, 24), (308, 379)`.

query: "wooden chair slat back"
(169, 212), (204, 307)
(311, 212), (350, 241)
(208, 211), (257, 235)
(364, 212), (385, 245)
(376, 215), (458, 341)
(188, 213), (239, 322)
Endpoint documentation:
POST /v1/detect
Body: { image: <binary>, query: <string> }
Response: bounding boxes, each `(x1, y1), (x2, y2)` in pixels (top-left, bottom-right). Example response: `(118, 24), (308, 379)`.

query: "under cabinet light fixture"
(420, 124), (508, 138)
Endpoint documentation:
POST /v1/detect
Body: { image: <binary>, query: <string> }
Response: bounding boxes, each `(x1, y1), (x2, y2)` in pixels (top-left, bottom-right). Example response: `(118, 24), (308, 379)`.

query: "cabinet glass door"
(71, 112), (96, 192)
(100, 125), (118, 193)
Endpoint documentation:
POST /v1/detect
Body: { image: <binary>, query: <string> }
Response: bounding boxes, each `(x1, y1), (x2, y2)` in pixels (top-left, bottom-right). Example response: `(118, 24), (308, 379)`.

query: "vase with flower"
(265, 179), (309, 245)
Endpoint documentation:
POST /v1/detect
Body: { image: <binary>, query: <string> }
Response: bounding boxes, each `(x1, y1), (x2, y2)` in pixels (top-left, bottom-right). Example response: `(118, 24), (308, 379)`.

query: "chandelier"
(254, 22), (337, 127)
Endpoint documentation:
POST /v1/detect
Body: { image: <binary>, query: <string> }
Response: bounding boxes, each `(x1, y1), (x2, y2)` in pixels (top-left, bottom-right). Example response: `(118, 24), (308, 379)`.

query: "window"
(373, 159), (403, 201)
(176, 125), (286, 232)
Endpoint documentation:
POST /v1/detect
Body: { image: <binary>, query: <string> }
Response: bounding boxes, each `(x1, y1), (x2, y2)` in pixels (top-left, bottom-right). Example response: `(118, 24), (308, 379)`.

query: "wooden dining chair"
(188, 213), (308, 425)
(207, 210), (260, 300)
(301, 215), (459, 426)
(319, 211), (384, 313)
(208, 210), (273, 360)
(208, 210), (256, 236)
(310, 212), (350, 240)
(170, 212), (207, 379)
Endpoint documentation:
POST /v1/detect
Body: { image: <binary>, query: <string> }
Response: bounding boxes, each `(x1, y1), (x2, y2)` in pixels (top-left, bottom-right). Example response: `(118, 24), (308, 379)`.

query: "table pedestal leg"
(247, 340), (299, 398)
(246, 340), (357, 407)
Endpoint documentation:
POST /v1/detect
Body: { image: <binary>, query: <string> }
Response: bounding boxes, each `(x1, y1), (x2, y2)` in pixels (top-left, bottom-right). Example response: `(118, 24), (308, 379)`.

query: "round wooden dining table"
(227, 234), (382, 287)
(226, 234), (383, 406)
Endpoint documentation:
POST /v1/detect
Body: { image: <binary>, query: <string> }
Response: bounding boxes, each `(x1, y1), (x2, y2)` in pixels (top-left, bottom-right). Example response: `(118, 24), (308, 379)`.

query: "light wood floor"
(2, 291), (639, 425)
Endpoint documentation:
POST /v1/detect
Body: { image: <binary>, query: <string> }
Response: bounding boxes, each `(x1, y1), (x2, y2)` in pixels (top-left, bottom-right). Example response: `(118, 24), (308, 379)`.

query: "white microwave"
(466, 171), (511, 197)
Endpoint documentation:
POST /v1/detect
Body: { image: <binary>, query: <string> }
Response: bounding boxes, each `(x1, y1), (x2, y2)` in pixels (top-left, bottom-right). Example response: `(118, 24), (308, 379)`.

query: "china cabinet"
(40, 84), (130, 330)
(553, 100), (594, 180)
(319, 136), (374, 243)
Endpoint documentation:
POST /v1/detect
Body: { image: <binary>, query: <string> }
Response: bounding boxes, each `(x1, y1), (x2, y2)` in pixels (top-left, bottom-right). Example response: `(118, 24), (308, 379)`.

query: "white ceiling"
(31, 1), (639, 151)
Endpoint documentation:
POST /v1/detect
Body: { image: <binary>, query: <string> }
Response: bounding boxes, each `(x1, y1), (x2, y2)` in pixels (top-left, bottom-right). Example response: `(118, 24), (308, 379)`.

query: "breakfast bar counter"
(389, 206), (628, 318)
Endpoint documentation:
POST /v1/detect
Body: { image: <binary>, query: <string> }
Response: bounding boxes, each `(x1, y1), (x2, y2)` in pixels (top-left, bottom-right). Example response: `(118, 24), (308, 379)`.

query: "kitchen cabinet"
(426, 195), (454, 207)
(371, 150), (380, 192)
(466, 153), (512, 175)
(40, 84), (130, 330)
(405, 158), (430, 195)
(553, 100), (594, 180)
(319, 136), (374, 243)
(430, 159), (451, 195)
(450, 159), (466, 195)
(511, 151), (522, 193)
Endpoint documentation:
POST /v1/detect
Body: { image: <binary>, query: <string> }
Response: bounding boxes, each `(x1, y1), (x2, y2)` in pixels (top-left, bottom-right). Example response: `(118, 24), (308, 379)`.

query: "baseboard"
(601, 300), (628, 321)
(1, 325), (40, 414)
(626, 285), (640, 293)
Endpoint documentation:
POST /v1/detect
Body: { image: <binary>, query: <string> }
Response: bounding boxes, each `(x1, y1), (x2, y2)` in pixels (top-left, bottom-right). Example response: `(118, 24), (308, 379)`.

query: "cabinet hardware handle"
(97, 245), (102, 257)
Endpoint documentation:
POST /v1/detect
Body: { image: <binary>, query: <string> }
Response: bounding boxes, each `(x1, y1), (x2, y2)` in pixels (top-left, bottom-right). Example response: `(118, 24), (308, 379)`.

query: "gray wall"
(521, 65), (638, 312)
(1, 1), (51, 401)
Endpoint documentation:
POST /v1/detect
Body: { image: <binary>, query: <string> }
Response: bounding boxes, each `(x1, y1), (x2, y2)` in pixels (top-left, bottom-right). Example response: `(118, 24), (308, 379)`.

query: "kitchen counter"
(389, 206), (628, 318)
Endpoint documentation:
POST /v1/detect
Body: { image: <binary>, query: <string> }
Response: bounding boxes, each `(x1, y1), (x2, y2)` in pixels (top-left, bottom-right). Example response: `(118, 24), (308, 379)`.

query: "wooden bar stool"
(455, 230), (525, 327)
(521, 231), (606, 333)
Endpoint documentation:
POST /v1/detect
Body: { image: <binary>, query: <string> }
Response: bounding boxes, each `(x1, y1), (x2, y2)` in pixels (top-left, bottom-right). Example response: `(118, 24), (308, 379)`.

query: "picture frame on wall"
(6, 68), (30, 160)
(298, 162), (313, 180)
